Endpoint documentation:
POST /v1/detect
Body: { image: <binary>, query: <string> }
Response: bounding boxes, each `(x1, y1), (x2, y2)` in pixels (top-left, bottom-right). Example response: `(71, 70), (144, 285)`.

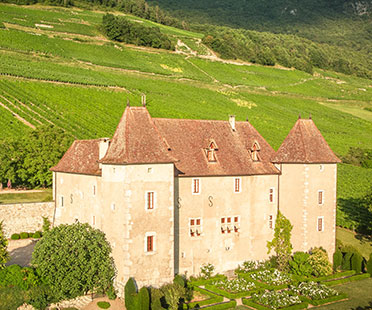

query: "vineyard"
(0, 3), (371, 230)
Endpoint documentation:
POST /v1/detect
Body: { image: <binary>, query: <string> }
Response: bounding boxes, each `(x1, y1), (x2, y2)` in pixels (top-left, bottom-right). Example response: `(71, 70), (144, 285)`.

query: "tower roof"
(272, 119), (341, 164)
(100, 106), (177, 164)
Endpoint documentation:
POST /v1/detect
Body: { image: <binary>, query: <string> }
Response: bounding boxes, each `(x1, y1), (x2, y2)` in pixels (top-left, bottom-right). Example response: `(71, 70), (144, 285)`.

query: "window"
(251, 141), (260, 161)
(146, 191), (155, 210)
(92, 215), (96, 226)
(60, 196), (64, 207)
(111, 203), (116, 211)
(317, 217), (324, 232)
(269, 188), (275, 203)
(269, 215), (273, 229)
(189, 218), (202, 237)
(234, 178), (241, 193)
(206, 141), (217, 162)
(148, 167), (153, 173)
(221, 216), (240, 233)
(318, 190), (324, 205)
(92, 185), (96, 196)
(147, 235), (153, 252)
(145, 232), (156, 253)
(319, 164), (324, 172)
(192, 178), (200, 194)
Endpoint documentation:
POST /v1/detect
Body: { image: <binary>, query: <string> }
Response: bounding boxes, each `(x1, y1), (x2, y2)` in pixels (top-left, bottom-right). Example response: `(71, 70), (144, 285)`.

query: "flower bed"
(235, 260), (267, 273)
(245, 290), (306, 310)
(183, 286), (223, 309)
(249, 270), (292, 286)
(212, 278), (256, 293)
(290, 281), (338, 301)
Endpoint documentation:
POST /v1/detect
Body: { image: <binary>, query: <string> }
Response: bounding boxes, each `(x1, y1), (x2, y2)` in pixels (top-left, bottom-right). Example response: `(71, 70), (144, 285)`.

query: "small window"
(234, 178), (241, 193)
(269, 188), (275, 203)
(189, 218), (202, 237)
(192, 178), (200, 194)
(251, 141), (261, 161)
(317, 217), (324, 232)
(318, 190), (324, 205)
(111, 203), (116, 211)
(147, 235), (154, 252)
(60, 196), (64, 207)
(269, 215), (273, 229)
(221, 216), (239, 233)
(146, 192), (155, 210)
(92, 185), (96, 196)
(319, 164), (324, 172)
(206, 141), (217, 162)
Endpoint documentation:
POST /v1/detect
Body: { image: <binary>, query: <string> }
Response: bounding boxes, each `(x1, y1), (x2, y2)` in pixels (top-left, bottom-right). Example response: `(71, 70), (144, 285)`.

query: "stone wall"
(0, 202), (55, 238)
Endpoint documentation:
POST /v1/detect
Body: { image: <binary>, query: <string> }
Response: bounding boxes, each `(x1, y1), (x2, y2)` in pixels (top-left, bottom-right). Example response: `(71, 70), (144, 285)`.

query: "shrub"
(351, 252), (363, 273)
(150, 287), (166, 310)
(342, 252), (353, 270)
(309, 248), (332, 277)
(333, 249), (342, 271)
(97, 301), (110, 309)
(106, 285), (117, 300)
(42, 217), (51, 233)
(32, 231), (42, 239)
(161, 283), (185, 310)
(125, 277), (138, 310)
(200, 263), (215, 279)
(289, 252), (312, 276)
(138, 287), (150, 310)
(28, 284), (57, 310)
(0, 265), (41, 290)
(11, 233), (20, 240)
(366, 253), (372, 275)
(20, 232), (29, 239)
(0, 221), (9, 269)
(173, 274), (193, 302)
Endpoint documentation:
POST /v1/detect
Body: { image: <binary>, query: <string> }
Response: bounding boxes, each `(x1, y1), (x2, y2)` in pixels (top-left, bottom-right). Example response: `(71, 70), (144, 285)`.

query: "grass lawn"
(0, 189), (53, 204)
(316, 277), (372, 310)
(337, 227), (372, 259)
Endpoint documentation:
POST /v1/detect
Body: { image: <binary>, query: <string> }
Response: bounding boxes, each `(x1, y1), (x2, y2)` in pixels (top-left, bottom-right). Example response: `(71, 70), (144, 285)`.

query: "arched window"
(206, 140), (218, 162)
(251, 141), (261, 161)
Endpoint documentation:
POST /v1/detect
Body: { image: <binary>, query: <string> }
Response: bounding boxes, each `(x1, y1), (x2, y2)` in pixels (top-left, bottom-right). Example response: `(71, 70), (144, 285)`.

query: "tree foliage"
(333, 249), (343, 271)
(367, 253), (372, 276)
(308, 247), (332, 276)
(289, 252), (312, 277)
(125, 277), (139, 310)
(0, 125), (72, 188)
(102, 14), (174, 50)
(31, 222), (116, 301)
(0, 221), (9, 269)
(267, 211), (293, 271)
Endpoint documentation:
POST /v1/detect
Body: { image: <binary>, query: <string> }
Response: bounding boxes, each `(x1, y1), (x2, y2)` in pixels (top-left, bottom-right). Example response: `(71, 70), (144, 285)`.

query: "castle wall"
(175, 174), (278, 276)
(101, 163), (174, 289)
(278, 163), (337, 260)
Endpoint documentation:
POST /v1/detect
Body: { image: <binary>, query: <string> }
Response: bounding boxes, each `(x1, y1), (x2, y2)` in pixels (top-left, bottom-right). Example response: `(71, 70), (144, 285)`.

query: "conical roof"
(272, 118), (341, 164)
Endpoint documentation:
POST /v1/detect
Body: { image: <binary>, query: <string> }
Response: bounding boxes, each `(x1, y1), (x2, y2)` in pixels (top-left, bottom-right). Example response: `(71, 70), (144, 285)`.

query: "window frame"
(221, 215), (240, 234)
(269, 187), (275, 203)
(317, 216), (324, 232)
(318, 190), (324, 205)
(144, 232), (156, 254)
(269, 214), (274, 229)
(189, 217), (202, 237)
(234, 177), (241, 193)
(145, 191), (156, 211)
(192, 178), (201, 195)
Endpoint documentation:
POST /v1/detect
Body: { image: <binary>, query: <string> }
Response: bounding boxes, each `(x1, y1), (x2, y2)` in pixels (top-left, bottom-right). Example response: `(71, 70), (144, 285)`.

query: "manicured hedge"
(198, 300), (236, 310)
(10, 233), (20, 240)
(239, 273), (288, 290)
(317, 270), (356, 282)
(324, 273), (371, 286)
(20, 232), (29, 239)
(97, 301), (111, 309)
(301, 293), (348, 306)
(242, 298), (308, 310)
(184, 286), (223, 309)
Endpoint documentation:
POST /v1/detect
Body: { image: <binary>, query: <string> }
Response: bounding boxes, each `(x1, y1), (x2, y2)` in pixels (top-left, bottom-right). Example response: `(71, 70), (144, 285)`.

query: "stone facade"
(0, 202), (54, 238)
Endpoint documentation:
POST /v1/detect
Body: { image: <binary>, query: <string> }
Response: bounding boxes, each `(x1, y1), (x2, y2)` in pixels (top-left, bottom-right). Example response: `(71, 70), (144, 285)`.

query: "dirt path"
(6, 239), (37, 267)
(82, 296), (125, 310)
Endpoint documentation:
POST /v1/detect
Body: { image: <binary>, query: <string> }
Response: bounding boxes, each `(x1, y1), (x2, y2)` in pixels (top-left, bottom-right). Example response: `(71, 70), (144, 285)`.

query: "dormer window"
(205, 140), (218, 162)
(251, 141), (260, 162)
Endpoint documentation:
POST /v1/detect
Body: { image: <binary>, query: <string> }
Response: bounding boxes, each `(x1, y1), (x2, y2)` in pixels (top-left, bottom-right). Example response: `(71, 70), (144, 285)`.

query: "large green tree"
(0, 221), (9, 269)
(267, 211), (293, 271)
(31, 222), (116, 301)
(0, 125), (72, 188)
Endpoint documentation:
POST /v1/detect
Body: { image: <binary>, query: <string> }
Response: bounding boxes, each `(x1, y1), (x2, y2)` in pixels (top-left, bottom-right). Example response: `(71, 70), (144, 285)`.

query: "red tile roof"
(100, 107), (177, 165)
(50, 139), (101, 175)
(272, 119), (341, 164)
(154, 118), (279, 176)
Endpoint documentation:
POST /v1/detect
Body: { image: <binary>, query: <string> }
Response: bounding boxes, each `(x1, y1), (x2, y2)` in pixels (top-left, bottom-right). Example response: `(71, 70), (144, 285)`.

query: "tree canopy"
(31, 222), (116, 300)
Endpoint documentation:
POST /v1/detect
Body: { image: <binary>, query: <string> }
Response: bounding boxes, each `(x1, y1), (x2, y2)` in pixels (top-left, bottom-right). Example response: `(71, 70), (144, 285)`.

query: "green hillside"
(0, 3), (371, 231)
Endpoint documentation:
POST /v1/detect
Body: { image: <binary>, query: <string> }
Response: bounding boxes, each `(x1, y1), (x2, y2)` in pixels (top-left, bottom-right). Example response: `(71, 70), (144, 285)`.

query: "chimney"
(229, 115), (236, 131)
(99, 138), (110, 160)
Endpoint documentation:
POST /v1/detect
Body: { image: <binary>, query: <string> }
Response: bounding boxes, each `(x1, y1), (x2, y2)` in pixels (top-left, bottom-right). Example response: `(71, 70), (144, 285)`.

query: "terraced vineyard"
(0, 3), (371, 230)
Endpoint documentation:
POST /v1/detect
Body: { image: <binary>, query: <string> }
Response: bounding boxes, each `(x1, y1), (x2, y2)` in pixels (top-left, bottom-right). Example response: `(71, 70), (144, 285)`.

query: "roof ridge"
(298, 120), (307, 161)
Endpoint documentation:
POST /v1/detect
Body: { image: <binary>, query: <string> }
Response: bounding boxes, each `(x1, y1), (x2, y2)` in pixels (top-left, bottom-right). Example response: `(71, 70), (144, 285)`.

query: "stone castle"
(51, 105), (340, 291)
